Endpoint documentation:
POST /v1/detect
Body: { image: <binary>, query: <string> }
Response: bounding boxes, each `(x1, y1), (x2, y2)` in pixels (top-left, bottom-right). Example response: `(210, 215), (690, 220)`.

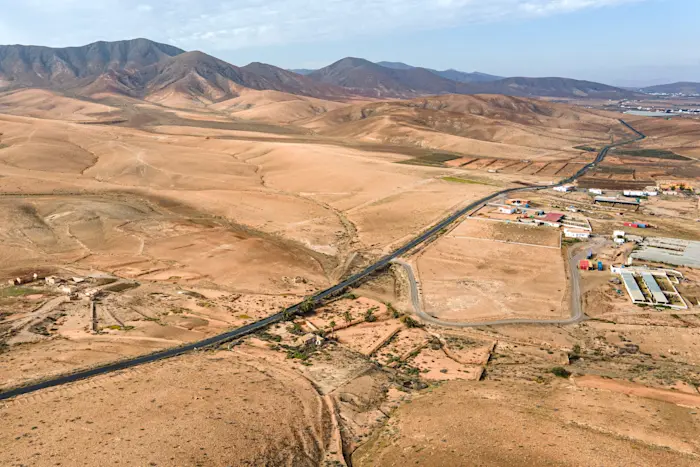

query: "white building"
(498, 206), (517, 214)
(564, 228), (591, 239)
(588, 188), (603, 195)
(613, 230), (626, 239)
(554, 185), (574, 193)
(623, 190), (646, 197)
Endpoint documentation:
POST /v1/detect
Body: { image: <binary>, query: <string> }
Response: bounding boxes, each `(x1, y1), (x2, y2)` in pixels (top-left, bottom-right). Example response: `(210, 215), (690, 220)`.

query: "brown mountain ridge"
(0, 38), (639, 104)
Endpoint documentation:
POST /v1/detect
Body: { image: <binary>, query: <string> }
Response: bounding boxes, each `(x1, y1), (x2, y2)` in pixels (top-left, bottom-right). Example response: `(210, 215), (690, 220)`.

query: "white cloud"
(1, 0), (645, 50)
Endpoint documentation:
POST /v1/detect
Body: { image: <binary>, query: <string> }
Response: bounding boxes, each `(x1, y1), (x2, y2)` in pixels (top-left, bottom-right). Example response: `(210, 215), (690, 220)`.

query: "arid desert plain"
(1, 80), (700, 467)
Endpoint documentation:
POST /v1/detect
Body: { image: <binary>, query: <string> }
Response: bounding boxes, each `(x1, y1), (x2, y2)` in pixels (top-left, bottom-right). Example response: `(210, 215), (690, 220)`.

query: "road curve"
(0, 120), (645, 401)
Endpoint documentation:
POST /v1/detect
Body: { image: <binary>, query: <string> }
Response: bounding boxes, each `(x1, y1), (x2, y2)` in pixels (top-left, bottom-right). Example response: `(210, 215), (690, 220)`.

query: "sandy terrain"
(0, 89), (121, 122)
(211, 89), (349, 124)
(1, 89), (698, 466)
(0, 351), (335, 467)
(354, 379), (700, 466)
(416, 220), (567, 322)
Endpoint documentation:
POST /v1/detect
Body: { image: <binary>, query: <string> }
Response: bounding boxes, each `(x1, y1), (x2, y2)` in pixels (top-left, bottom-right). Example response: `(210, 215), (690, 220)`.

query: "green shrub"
(550, 367), (571, 378)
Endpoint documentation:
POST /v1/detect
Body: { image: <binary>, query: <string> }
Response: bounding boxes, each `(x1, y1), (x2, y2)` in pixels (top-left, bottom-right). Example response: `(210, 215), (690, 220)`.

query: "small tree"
(387, 302), (400, 319)
(299, 297), (316, 315)
(343, 311), (352, 323)
(364, 308), (377, 323)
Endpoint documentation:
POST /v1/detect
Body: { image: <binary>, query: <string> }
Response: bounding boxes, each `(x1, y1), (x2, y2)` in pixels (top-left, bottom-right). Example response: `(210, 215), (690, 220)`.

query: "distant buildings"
(564, 228), (590, 239)
(553, 185), (574, 193)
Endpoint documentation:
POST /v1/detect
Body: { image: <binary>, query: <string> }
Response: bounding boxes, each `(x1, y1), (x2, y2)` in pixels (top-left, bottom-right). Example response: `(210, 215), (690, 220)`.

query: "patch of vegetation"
(286, 347), (312, 361)
(257, 331), (282, 343)
(364, 307), (378, 323)
(170, 307), (188, 314)
(0, 286), (42, 297)
(396, 152), (462, 167)
(299, 297), (316, 314)
(197, 301), (215, 308)
(613, 148), (689, 161)
(400, 315), (423, 328)
(441, 176), (492, 186)
(342, 292), (358, 300)
(104, 282), (138, 293)
(387, 302), (401, 319)
(238, 314), (251, 320)
(574, 145), (597, 152)
(287, 322), (304, 336)
(178, 290), (207, 299)
(550, 367), (572, 378)
(105, 325), (135, 331)
(569, 344), (582, 362)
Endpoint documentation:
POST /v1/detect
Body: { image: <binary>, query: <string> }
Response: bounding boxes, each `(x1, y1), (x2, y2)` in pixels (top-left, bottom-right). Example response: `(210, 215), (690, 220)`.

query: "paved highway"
(0, 120), (645, 401)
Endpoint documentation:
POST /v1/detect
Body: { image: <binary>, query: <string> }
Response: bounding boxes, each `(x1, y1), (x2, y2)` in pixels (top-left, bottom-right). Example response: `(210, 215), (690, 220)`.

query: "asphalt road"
(0, 119), (645, 401)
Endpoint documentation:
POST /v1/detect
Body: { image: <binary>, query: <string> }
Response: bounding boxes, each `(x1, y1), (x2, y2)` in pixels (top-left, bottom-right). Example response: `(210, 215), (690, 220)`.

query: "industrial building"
(611, 266), (688, 309)
(594, 196), (640, 210)
(641, 272), (669, 304)
(629, 237), (700, 269)
(620, 272), (647, 304)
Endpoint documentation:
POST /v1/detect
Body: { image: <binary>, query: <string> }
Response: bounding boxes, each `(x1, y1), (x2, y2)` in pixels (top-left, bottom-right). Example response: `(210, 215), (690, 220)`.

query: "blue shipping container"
(597, 261), (603, 271)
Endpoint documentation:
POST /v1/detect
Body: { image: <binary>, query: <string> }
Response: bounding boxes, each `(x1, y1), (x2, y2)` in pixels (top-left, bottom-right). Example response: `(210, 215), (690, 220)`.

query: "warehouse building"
(641, 272), (669, 304)
(620, 272), (647, 304)
(630, 237), (700, 269)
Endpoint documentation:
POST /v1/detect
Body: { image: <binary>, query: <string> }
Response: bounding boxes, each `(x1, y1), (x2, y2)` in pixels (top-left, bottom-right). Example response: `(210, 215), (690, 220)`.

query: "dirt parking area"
(416, 223), (568, 322)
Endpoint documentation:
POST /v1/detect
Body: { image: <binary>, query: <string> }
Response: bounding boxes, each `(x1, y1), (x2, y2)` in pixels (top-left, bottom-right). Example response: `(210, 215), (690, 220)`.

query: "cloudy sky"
(0, 0), (697, 85)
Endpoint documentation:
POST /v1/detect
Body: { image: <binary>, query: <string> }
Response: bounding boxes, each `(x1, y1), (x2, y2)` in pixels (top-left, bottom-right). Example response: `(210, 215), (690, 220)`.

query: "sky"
(0, 0), (697, 86)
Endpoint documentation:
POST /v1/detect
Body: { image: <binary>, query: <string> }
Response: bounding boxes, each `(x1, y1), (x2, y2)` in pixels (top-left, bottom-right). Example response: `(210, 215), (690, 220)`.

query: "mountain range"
(640, 82), (700, 95)
(0, 38), (643, 104)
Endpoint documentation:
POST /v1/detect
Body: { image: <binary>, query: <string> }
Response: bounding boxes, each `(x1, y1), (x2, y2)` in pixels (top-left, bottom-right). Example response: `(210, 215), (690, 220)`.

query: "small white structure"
(554, 185), (574, 193)
(45, 276), (58, 286)
(498, 206), (517, 214)
(566, 206), (578, 213)
(564, 228), (591, 239)
(613, 230), (626, 239)
(614, 237), (626, 244)
(589, 188), (603, 195)
(623, 190), (646, 197)
(662, 190), (679, 196)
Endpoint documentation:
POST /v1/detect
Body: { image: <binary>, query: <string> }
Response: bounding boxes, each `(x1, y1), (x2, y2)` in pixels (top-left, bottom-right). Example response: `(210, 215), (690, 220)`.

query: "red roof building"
(542, 212), (564, 223)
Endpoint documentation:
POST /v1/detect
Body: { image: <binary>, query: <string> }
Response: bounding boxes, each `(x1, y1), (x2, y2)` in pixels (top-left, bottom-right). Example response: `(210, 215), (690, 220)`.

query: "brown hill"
(303, 94), (627, 159)
(0, 39), (351, 105)
(306, 58), (637, 99)
(307, 57), (463, 98)
(0, 38), (183, 90)
(641, 82), (700, 95)
(241, 62), (351, 99)
(470, 76), (639, 99)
